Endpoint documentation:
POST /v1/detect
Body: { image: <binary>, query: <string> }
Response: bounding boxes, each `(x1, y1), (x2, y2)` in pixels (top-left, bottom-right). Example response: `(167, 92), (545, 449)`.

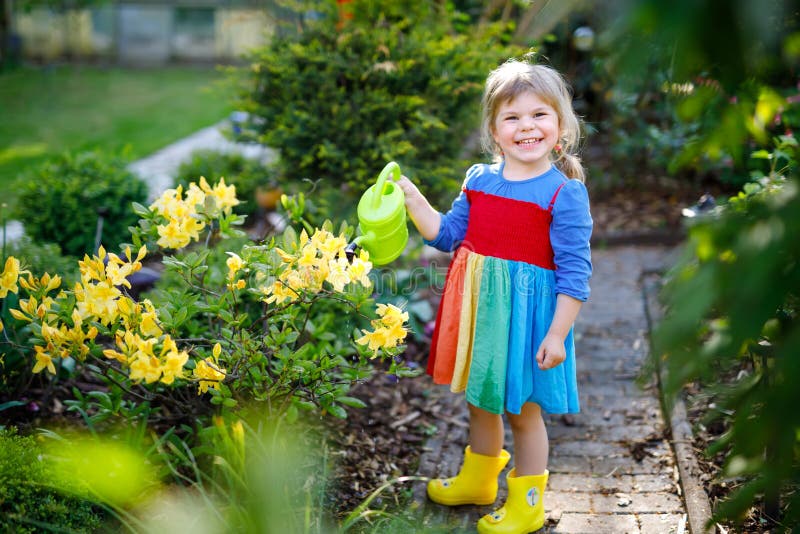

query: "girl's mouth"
(516, 138), (542, 146)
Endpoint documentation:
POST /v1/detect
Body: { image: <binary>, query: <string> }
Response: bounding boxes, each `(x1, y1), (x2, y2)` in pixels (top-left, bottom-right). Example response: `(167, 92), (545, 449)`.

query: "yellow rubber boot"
(427, 446), (511, 506)
(476, 468), (549, 534)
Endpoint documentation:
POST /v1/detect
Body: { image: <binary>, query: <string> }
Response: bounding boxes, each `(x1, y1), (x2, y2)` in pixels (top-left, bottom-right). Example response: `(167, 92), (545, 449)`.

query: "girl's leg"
(506, 402), (548, 475)
(427, 402), (509, 506)
(468, 402), (504, 456)
(476, 403), (549, 533)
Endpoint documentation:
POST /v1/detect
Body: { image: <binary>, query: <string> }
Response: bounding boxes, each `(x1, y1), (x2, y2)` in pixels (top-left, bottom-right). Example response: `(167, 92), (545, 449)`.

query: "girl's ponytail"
(555, 152), (585, 182)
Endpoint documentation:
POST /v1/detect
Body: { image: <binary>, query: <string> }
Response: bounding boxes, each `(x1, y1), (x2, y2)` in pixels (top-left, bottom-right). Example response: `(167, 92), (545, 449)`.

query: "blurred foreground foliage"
(599, 0), (800, 188)
(617, 0), (800, 529)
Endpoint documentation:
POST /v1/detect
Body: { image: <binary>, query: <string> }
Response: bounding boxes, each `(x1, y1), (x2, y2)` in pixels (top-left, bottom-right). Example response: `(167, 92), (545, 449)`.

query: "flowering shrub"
(1, 177), (413, 426)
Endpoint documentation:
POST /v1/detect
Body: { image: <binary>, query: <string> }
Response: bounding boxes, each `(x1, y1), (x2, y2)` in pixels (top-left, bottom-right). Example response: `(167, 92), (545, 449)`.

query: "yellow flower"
(185, 183), (206, 211)
(0, 256), (22, 298)
(310, 229), (333, 249)
(9, 307), (30, 322)
(79, 250), (107, 283)
(194, 357), (226, 395)
(105, 251), (139, 288)
(297, 244), (318, 268)
(130, 354), (162, 384)
(150, 185), (187, 219)
(274, 247), (296, 264)
(355, 303), (409, 357)
(317, 233), (347, 261)
(104, 331), (135, 364)
(160, 336), (189, 385)
(33, 346), (56, 375)
(43, 272), (62, 293)
(180, 216), (205, 243)
(208, 177), (240, 213)
(140, 311), (162, 338)
(81, 281), (121, 325)
(347, 250), (373, 287)
(226, 252), (245, 280)
(157, 219), (192, 250)
(326, 257), (351, 292)
(356, 328), (389, 356)
(377, 303), (409, 323)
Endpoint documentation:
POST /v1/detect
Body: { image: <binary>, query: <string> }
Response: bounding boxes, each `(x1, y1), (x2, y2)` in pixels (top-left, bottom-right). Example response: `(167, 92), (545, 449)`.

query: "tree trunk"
(478, 0), (507, 28)
(513, 1), (548, 44)
(0, 0), (9, 70)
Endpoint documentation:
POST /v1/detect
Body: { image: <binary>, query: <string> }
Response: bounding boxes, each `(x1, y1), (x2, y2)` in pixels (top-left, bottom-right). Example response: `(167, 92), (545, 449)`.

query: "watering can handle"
(371, 161), (401, 210)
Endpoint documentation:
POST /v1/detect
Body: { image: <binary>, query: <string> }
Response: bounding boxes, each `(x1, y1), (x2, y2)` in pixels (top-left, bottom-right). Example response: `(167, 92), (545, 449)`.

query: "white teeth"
(517, 138), (540, 145)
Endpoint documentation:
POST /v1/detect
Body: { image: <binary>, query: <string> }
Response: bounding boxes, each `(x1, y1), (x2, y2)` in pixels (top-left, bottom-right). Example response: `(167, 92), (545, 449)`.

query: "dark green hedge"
(236, 1), (517, 210)
(16, 151), (148, 258)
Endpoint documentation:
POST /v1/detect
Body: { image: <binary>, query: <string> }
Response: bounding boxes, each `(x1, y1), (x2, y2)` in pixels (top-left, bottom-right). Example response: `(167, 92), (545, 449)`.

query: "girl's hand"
(535, 334), (566, 370)
(395, 175), (441, 241)
(395, 175), (424, 207)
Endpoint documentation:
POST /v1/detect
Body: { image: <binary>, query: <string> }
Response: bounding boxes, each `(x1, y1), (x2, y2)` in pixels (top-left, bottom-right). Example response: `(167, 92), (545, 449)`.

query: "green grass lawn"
(0, 65), (235, 215)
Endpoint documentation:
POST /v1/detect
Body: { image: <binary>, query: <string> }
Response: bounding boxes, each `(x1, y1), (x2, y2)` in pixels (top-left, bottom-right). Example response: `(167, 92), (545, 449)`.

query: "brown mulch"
(322, 338), (437, 519)
(682, 375), (779, 533)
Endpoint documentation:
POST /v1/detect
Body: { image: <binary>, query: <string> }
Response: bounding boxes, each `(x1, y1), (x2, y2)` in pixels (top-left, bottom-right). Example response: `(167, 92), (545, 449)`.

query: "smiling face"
(491, 90), (560, 180)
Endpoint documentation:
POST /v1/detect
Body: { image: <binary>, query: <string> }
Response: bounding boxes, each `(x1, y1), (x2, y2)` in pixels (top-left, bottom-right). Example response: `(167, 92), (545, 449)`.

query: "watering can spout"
(350, 162), (408, 266)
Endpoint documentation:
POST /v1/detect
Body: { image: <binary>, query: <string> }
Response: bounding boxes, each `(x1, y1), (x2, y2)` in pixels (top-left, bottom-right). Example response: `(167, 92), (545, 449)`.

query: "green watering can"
(345, 161), (408, 265)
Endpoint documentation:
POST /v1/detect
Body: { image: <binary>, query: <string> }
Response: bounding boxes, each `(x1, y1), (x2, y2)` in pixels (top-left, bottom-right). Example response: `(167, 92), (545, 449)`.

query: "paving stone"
(637, 512), (687, 533)
(592, 455), (673, 476)
(592, 492), (684, 514)
(548, 473), (676, 494)
(545, 490), (594, 513)
(549, 455), (594, 473)
(551, 440), (629, 457)
(551, 513), (640, 533)
(582, 424), (664, 442)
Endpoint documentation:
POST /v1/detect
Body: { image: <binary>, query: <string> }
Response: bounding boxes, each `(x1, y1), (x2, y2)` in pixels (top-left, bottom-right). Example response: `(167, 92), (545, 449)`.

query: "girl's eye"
(504, 116), (517, 121)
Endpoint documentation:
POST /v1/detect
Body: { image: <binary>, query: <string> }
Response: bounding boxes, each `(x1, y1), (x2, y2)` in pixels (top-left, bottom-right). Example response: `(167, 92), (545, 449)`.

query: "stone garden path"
(414, 245), (692, 533)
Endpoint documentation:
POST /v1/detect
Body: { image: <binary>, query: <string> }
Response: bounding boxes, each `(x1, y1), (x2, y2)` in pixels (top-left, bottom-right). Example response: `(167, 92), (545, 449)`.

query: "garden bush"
(654, 134), (800, 528)
(2, 176), (413, 433)
(0, 428), (103, 533)
(0, 237), (79, 399)
(609, 1), (800, 528)
(175, 149), (278, 219)
(15, 150), (148, 258)
(234, 0), (518, 211)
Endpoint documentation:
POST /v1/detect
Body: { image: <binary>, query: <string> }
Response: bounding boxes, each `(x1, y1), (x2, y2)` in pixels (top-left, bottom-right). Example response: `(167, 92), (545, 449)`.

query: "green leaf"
(336, 396), (367, 409)
(131, 202), (151, 217)
(326, 403), (347, 419)
(0, 401), (27, 412)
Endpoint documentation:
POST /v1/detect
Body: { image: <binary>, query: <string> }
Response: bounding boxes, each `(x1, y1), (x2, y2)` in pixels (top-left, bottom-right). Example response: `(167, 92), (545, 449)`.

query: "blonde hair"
(480, 59), (585, 182)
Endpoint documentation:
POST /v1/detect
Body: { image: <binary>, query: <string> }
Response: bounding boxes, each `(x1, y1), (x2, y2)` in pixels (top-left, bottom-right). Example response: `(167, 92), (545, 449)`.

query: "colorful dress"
(425, 162), (592, 415)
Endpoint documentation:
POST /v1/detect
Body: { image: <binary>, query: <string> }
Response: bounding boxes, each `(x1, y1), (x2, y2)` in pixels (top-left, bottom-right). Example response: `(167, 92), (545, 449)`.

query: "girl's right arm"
(396, 176), (441, 241)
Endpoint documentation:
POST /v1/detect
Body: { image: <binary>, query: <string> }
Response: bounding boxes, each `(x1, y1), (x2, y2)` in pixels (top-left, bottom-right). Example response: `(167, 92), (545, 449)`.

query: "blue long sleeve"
(423, 165), (481, 252)
(551, 179), (593, 301)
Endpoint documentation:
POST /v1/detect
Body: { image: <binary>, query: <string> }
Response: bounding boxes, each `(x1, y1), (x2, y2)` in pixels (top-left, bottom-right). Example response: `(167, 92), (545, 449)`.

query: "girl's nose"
(520, 116), (535, 130)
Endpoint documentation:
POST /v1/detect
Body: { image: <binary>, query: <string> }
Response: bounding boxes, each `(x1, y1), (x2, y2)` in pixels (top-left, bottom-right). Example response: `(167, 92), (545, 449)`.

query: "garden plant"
(608, 0), (800, 529)
(0, 173), (417, 529)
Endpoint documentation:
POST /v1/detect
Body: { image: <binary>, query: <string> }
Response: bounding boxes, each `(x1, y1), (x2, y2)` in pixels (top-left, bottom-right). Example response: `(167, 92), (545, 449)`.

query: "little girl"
(397, 59), (592, 533)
